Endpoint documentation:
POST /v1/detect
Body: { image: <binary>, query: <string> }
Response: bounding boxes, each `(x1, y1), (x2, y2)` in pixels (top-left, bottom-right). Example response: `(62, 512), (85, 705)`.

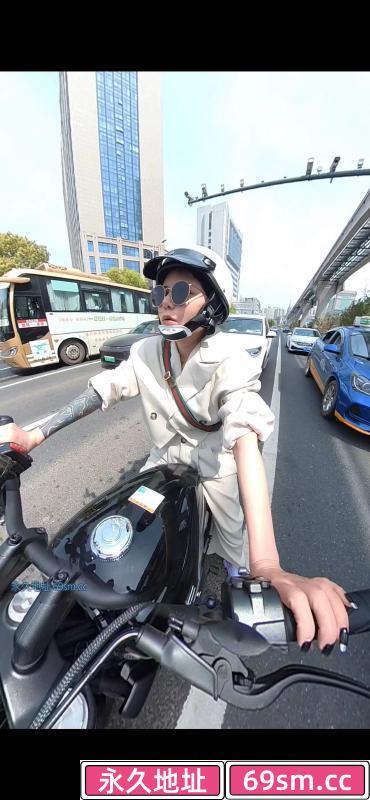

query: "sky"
(0, 70), (369, 310)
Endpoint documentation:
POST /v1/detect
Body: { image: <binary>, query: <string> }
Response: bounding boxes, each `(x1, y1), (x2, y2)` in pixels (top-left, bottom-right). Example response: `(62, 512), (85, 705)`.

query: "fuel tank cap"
(90, 516), (133, 560)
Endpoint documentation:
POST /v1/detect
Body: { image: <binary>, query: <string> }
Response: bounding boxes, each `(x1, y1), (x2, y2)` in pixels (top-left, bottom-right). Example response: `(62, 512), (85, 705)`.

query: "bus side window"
(15, 295), (45, 319)
(46, 279), (82, 311)
(121, 289), (134, 313)
(83, 290), (111, 312)
(135, 292), (151, 314)
(111, 288), (134, 313)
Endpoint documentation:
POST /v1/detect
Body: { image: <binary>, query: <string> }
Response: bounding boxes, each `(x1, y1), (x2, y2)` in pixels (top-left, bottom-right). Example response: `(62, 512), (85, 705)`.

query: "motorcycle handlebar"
(2, 438), (370, 646)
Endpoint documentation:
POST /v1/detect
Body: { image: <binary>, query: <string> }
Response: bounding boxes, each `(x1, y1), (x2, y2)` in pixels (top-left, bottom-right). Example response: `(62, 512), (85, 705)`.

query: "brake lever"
(185, 617), (370, 708)
(216, 662), (370, 709)
(138, 615), (370, 711)
(176, 617), (370, 708)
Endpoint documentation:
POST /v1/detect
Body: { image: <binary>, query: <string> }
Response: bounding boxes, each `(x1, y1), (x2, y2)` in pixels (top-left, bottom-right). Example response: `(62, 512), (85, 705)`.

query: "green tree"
(268, 318), (276, 327)
(230, 303), (237, 314)
(0, 232), (50, 276)
(314, 292), (370, 333)
(106, 267), (149, 289)
(339, 292), (370, 326)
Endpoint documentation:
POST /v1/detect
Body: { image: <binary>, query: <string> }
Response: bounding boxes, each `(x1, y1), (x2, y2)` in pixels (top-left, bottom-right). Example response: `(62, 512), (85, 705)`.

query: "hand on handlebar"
(0, 423), (44, 453)
(251, 564), (351, 651)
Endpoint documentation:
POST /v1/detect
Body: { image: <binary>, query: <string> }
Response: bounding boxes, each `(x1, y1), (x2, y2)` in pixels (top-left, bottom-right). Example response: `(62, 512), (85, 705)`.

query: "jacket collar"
(169, 329), (227, 371)
(198, 329), (231, 362)
(167, 329), (230, 408)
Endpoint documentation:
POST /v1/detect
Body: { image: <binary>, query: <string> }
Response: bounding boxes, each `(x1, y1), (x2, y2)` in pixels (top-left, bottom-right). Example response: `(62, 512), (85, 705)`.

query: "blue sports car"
(305, 322), (370, 436)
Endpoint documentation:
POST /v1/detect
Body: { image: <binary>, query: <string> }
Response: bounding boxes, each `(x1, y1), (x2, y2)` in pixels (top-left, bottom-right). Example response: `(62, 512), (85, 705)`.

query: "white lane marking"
(293, 355), (306, 369)
(262, 334), (282, 501)
(23, 413), (56, 432)
(177, 338), (283, 729)
(0, 360), (98, 391)
(176, 687), (227, 729)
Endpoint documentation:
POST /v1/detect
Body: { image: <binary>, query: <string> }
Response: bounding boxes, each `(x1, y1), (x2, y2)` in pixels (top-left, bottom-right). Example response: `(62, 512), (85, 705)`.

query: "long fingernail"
(339, 627), (349, 653)
(322, 644), (335, 656)
(350, 602), (358, 610)
(301, 641), (311, 652)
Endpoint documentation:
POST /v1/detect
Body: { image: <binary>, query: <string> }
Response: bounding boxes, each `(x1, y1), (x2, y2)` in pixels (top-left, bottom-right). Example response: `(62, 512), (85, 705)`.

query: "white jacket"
(89, 331), (274, 479)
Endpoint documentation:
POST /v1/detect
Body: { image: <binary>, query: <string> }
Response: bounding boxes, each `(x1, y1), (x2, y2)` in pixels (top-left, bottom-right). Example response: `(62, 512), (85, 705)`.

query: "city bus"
(0, 264), (156, 369)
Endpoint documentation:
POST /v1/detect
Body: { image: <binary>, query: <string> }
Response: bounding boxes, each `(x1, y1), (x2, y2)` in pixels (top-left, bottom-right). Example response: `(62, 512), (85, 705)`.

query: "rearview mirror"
(324, 343), (340, 354)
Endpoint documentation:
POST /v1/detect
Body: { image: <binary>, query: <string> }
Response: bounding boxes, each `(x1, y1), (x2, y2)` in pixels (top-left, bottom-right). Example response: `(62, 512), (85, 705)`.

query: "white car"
(286, 327), (321, 353)
(220, 314), (276, 372)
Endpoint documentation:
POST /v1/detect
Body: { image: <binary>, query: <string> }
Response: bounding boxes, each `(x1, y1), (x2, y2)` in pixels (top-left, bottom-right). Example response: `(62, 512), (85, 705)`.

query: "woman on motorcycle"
(0, 246), (349, 652)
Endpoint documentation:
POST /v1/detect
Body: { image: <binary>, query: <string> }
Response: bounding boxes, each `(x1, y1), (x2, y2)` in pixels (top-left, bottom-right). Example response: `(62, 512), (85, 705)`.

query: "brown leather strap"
(162, 339), (222, 432)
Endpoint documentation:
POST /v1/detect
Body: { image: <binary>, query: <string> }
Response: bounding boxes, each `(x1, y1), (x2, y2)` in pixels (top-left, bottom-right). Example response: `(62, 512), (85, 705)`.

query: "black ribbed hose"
(29, 602), (152, 729)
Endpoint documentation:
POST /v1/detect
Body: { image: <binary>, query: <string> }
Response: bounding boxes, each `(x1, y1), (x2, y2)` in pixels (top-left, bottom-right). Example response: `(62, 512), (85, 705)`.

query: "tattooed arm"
(0, 386), (103, 453)
(0, 348), (141, 453)
(40, 386), (102, 439)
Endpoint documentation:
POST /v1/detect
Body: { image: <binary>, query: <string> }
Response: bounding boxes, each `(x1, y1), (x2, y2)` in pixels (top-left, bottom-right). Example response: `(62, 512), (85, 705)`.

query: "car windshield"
(293, 328), (319, 337)
(220, 318), (263, 335)
(132, 321), (158, 334)
(350, 331), (370, 360)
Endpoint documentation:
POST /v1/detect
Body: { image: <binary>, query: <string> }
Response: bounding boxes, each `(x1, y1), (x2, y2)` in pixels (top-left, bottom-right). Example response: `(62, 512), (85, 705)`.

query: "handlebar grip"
(3, 478), (25, 534)
(346, 590), (370, 635)
(283, 590), (370, 641)
(0, 416), (14, 426)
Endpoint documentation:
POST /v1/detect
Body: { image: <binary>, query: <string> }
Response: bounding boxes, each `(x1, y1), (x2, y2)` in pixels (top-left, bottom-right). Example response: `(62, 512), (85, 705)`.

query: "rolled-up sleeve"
(215, 352), (275, 449)
(88, 355), (139, 411)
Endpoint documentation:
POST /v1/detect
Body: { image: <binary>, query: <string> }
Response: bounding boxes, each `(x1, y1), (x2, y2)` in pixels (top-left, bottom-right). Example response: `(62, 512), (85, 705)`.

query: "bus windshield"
(0, 285), (14, 342)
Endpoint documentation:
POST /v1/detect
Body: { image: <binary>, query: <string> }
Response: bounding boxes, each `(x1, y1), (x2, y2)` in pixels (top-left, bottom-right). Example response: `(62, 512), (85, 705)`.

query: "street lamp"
(357, 158), (364, 169)
(306, 158), (314, 176)
(329, 156), (340, 183)
(201, 184), (208, 199)
(330, 156), (340, 172)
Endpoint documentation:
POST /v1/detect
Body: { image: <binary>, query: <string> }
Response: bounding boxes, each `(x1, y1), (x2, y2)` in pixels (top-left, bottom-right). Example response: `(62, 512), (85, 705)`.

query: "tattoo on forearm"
(40, 387), (102, 439)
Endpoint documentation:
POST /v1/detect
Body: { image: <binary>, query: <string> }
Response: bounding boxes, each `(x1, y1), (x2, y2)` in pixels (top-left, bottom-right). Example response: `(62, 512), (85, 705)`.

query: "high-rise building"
(60, 71), (165, 275)
(325, 290), (357, 316)
(196, 201), (243, 299)
(262, 306), (285, 323)
(273, 307), (286, 324)
(234, 297), (262, 314)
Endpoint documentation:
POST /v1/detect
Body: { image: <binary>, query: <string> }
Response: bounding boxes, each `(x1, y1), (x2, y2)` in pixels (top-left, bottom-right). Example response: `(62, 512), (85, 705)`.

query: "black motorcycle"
(0, 414), (370, 730)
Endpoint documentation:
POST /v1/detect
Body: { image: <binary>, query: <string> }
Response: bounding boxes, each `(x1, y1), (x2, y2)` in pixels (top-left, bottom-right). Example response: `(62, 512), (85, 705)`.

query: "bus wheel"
(59, 340), (86, 366)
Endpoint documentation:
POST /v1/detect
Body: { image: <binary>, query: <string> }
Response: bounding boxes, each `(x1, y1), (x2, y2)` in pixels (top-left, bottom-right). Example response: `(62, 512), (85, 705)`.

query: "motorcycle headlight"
(246, 347), (262, 357)
(0, 347), (18, 358)
(352, 374), (370, 395)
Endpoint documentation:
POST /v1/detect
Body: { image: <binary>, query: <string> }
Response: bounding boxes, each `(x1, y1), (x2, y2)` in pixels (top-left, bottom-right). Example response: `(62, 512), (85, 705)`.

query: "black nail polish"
(339, 627), (349, 653)
(322, 643), (335, 656)
(301, 641), (311, 652)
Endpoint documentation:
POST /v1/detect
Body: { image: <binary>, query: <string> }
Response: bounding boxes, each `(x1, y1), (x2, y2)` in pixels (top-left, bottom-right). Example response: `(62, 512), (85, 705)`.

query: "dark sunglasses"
(150, 281), (205, 308)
